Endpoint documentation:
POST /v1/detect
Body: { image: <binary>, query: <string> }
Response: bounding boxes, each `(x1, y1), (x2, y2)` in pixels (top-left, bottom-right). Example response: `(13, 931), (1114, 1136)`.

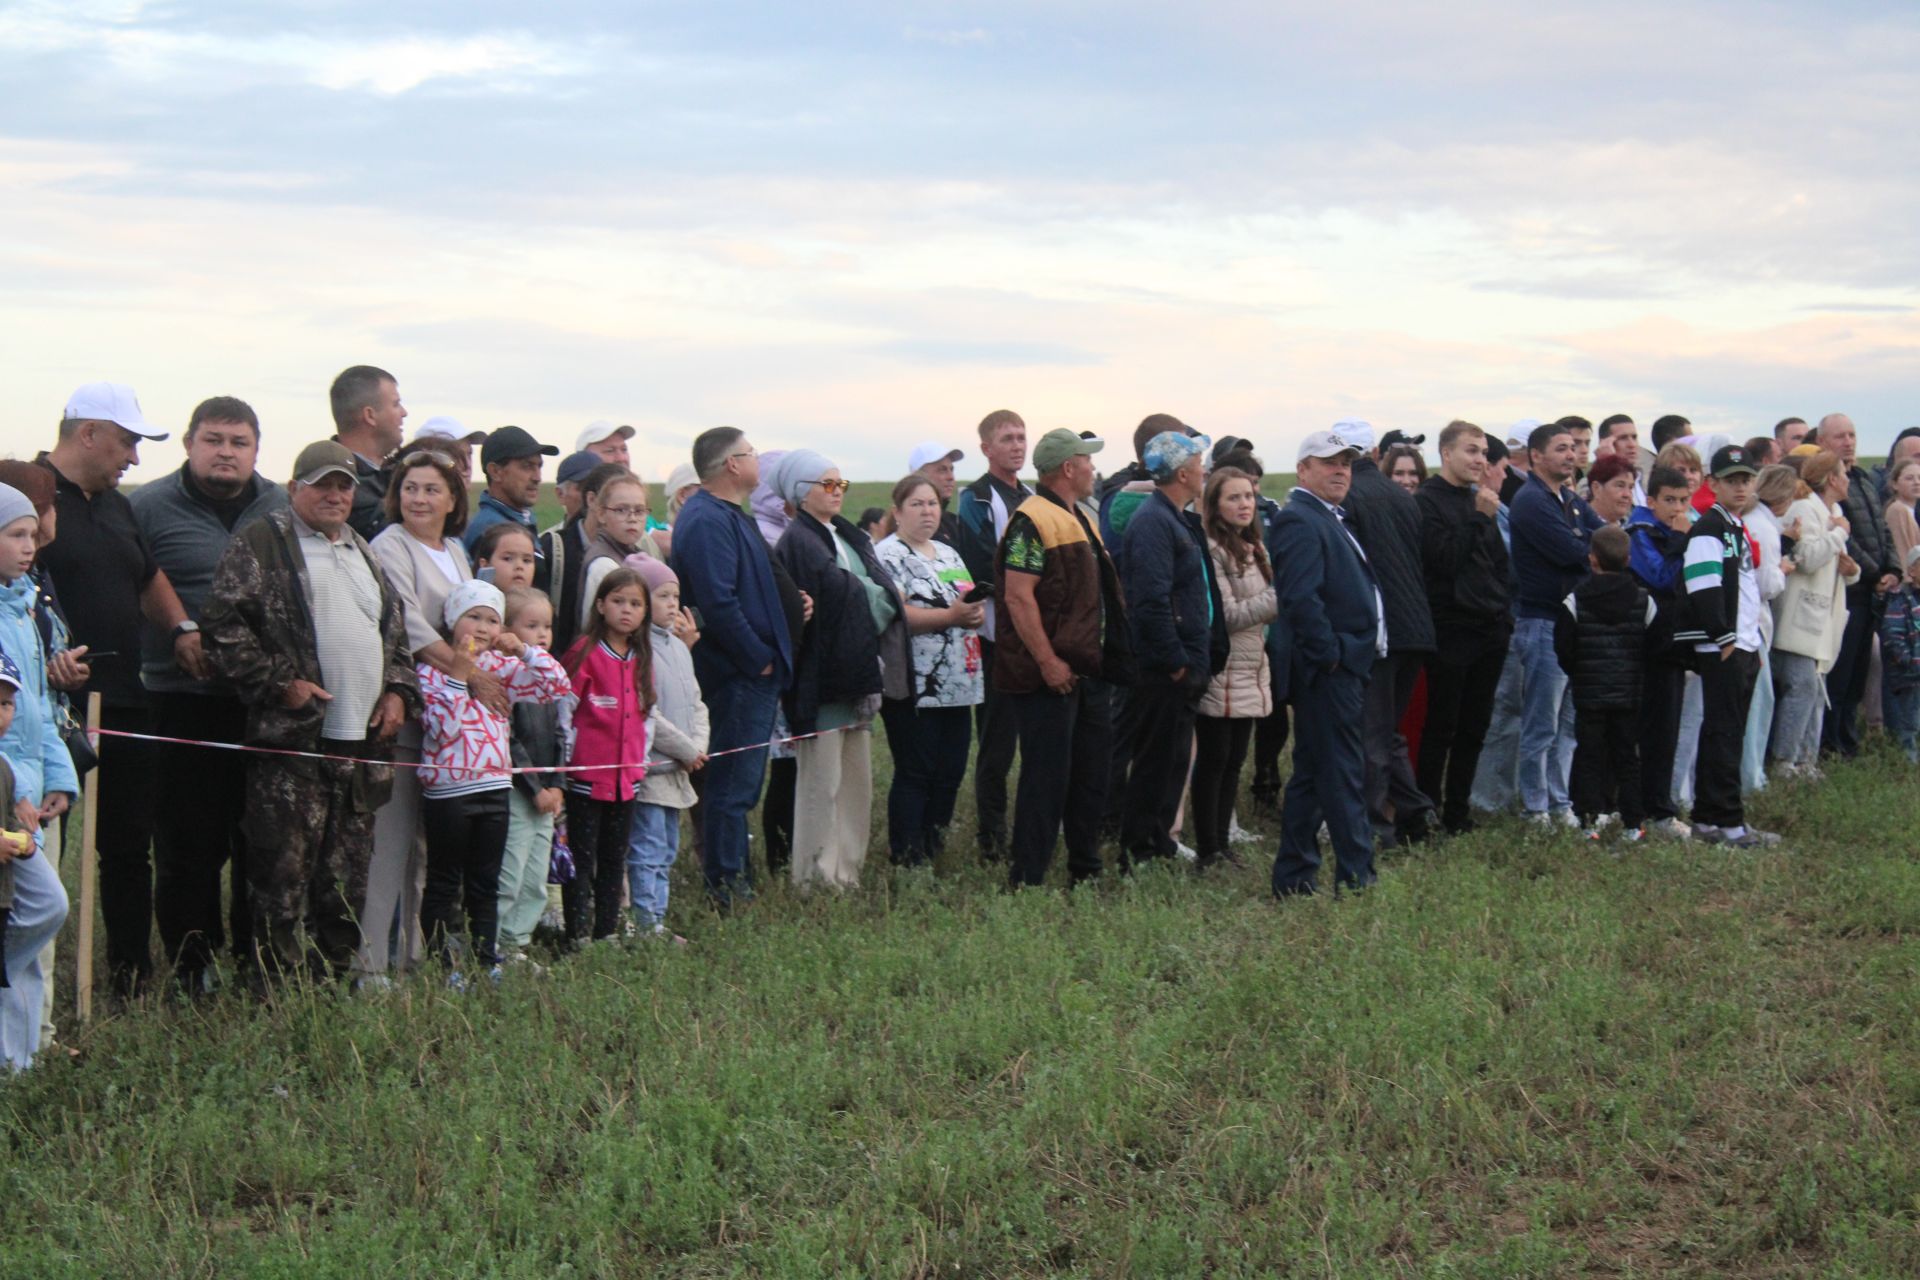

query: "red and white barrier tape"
(88, 720), (864, 775)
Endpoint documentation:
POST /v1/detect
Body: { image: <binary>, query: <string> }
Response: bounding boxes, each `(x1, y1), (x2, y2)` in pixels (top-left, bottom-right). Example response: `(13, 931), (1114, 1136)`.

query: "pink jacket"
(565, 639), (652, 801)
(416, 646), (572, 798)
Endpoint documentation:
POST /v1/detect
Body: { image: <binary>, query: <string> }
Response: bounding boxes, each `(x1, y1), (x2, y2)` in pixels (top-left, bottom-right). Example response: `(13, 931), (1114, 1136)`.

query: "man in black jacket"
(1341, 421), (1437, 845)
(1117, 430), (1226, 867)
(1815, 413), (1900, 758)
(1415, 420), (1512, 835)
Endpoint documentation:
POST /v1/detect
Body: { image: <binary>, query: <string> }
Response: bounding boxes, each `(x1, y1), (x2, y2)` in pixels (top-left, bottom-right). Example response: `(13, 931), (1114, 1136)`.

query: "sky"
(3, 0), (1918, 486)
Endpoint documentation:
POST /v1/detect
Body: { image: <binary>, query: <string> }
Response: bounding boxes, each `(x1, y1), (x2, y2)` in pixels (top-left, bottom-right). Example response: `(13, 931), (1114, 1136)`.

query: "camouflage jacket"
(203, 509), (420, 758)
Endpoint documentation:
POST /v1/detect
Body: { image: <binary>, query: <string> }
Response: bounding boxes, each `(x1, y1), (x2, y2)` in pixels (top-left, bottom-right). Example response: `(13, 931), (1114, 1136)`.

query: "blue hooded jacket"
(0, 573), (82, 841)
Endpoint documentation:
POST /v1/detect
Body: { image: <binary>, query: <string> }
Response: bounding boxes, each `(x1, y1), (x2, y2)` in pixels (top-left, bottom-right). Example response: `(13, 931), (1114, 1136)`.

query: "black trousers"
(1363, 651), (1433, 836)
(98, 702), (159, 990)
(151, 691), (251, 981)
(1822, 591), (1877, 758)
(421, 789), (510, 968)
(1249, 660), (1290, 804)
(1693, 649), (1759, 830)
(1639, 660), (1687, 822)
(1190, 715), (1254, 860)
(880, 700), (973, 865)
(1570, 706), (1645, 828)
(762, 756), (796, 873)
(1102, 682), (1137, 836)
(1120, 679), (1200, 864)
(972, 639), (1021, 855)
(1416, 638), (1508, 832)
(562, 794), (634, 942)
(1008, 679), (1113, 887)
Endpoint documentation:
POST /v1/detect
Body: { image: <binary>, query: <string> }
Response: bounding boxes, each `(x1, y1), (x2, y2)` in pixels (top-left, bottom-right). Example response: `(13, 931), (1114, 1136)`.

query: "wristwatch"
(172, 620), (201, 640)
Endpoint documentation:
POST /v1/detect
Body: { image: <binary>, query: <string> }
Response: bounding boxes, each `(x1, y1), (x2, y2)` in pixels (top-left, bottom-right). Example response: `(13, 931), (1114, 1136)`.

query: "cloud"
(902, 26), (993, 47)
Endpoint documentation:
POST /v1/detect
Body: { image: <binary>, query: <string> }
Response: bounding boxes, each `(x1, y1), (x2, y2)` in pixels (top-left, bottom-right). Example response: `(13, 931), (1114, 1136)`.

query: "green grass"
(5, 719), (1920, 1276)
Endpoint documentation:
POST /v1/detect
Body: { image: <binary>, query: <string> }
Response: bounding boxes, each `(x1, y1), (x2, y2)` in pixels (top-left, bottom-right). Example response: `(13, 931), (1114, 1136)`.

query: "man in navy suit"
(1267, 430), (1388, 896)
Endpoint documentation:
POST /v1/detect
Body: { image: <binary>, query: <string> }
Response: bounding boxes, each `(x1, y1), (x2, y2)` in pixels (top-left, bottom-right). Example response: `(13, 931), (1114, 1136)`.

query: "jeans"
(1191, 716), (1254, 860)
(880, 700), (973, 866)
(1741, 657), (1775, 793)
(1417, 638), (1508, 831)
(1469, 646), (1526, 812)
(150, 691), (251, 983)
(1672, 673), (1703, 812)
(1120, 680), (1201, 865)
(421, 789), (510, 968)
(1008, 679), (1113, 887)
(1, 840), (68, 1070)
(1884, 684), (1920, 761)
(625, 801), (681, 927)
(1274, 665), (1373, 896)
(700, 672), (779, 902)
(1514, 617), (1575, 814)
(562, 794), (634, 942)
(1769, 650), (1824, 767)
(497, 789), (555, 951)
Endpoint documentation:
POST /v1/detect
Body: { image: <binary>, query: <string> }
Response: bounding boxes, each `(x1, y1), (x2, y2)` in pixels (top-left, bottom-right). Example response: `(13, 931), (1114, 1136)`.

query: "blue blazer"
(1268, 488), (1381, 684)
(670, 488), (794, 689)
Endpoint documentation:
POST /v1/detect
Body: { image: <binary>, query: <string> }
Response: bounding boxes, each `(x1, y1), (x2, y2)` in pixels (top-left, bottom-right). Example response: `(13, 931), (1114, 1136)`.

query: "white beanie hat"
(442, 579), (507, 630)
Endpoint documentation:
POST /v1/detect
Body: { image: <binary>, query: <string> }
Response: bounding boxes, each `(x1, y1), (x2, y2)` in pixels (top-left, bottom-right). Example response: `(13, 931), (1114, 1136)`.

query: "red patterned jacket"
(417, 646), (572, 798)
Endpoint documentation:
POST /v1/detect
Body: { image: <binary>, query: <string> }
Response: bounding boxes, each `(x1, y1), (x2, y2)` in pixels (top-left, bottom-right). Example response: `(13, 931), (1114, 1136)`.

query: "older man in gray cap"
(203, 441), (419, 984)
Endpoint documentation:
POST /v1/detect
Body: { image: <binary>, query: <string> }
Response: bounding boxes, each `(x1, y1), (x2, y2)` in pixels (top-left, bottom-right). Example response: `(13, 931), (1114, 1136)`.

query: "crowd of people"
(1, 373), (1916, 1072)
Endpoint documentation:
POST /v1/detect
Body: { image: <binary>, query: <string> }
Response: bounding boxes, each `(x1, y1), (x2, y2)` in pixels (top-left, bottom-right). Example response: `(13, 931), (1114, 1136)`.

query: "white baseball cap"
(1297, 430), (1364, 463)
(412, 416), (486, 445)
(1329, 418), (1375, 452)
(908, 441), (965, 471)
(575, 420), (636, 451)
(1506, 418), (1543, 448)
(63, 381), (168, 441)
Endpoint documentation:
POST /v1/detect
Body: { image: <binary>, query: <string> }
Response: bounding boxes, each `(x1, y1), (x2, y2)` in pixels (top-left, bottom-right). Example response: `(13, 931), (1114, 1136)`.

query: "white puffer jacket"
(1771, 495), (1857, 670)
(1199, 537), (1278, 718)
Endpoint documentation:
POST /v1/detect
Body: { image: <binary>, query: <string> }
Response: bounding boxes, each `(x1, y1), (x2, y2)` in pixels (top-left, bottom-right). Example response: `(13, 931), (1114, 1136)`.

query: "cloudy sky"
(3, 0), (1917, 485)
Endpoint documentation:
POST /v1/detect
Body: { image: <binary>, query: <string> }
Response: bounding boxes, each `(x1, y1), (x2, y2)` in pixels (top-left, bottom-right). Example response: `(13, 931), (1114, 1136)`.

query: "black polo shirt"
(34, 458), (159, 710)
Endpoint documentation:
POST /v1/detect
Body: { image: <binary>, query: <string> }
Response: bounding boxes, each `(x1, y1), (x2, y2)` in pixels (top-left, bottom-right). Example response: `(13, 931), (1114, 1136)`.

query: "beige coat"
(1199, 537), (1278, 718)
(1771, 495), (1857, 671)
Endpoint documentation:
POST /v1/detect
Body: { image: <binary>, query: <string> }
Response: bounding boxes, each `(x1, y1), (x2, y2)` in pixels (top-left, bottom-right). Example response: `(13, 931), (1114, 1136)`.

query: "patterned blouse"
(874, 534), (985, 709)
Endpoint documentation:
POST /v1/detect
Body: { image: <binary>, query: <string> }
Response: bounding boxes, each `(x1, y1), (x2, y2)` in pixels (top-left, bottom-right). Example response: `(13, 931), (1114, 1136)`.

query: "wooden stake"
(76, 692), (100, 1024)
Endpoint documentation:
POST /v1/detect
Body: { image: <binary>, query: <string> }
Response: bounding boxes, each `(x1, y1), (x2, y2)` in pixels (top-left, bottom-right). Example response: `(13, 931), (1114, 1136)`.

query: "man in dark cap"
(463, 426), (559, 555)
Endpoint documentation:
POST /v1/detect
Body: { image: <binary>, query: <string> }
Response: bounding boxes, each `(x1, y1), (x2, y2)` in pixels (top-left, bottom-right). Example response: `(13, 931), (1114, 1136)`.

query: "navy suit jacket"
(1268, 487), (1381, 684)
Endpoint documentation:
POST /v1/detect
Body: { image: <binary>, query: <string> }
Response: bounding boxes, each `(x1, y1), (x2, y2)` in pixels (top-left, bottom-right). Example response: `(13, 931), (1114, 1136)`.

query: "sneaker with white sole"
(1619, 826), (1647, 843)
(1174, 841), (1199, 863)
(1647, 817), (1692, 841)
(1553, 808), (1580, 829)
(1228, 817), (1261, 845)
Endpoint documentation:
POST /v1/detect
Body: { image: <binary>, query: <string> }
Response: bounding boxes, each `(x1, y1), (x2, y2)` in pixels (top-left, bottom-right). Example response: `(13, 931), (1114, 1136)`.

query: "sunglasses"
(811, 478), (852, 495)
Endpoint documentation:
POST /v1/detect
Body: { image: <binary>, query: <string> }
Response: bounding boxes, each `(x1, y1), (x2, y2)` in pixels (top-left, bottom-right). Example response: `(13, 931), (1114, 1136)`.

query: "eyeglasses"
(811, 478), (852, 495)
(602, 505), (648, 519)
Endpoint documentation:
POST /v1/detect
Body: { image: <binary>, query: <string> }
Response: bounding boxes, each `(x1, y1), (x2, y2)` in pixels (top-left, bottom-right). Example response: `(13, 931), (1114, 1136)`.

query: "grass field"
(5, 475), (1920, 1275)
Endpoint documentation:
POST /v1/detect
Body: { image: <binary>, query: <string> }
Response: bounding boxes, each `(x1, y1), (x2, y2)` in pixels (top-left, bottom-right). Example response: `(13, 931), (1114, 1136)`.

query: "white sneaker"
(1228, 817), (1261, 845)
(1175, 841), (1199, 863)
(1525, 811), (1553, 827)
(1620, 826), (1647, 843)
(1553, 808), (1580, 829)
(1593, 812), (1619, 830)
(1647, 817), (1692, 841)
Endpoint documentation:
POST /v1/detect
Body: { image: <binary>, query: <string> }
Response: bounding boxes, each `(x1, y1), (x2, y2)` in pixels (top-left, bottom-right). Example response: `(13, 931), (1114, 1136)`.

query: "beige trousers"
(356, 740), (426, 973)
(791, 725), (873, 890)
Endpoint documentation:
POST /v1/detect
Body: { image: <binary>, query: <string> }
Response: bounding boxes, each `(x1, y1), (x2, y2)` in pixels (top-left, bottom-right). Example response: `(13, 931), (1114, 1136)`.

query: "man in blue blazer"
(1267, 430), (1387, 896)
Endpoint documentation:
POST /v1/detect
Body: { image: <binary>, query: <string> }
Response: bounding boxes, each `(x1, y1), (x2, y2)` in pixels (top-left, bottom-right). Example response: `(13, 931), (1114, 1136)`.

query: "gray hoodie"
(639, 623), (709, 809)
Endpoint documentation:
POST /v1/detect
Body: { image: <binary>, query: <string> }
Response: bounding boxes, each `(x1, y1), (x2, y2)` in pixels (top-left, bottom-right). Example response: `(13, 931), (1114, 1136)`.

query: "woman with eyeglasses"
(768, 451), (910, 890)
(575, 463), (667, 635)
(363, 448), (477, 977)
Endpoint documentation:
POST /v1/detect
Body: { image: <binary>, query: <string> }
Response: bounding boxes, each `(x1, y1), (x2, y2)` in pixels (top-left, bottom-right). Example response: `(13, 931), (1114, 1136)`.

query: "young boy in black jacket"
(1555, 526), (1657, 841)
(1676, 445), (1779, 849)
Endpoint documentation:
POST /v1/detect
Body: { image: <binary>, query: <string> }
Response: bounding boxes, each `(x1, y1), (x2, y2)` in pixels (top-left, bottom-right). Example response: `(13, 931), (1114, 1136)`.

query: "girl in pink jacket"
(417, 580), (571, 981)
(559, 567), (655, 945)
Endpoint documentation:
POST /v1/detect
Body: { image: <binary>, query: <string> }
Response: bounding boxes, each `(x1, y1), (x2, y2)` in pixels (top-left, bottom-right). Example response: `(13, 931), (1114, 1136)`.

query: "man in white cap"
(1267, 428), (1383, 897)
(203, 441), (418, 986)
(409, 416), (487, 483)
(328, 364), (407, 541)
(908, 441), (966, 546)
(576, 421), (635, 468)
(36, 381), (202, 995)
